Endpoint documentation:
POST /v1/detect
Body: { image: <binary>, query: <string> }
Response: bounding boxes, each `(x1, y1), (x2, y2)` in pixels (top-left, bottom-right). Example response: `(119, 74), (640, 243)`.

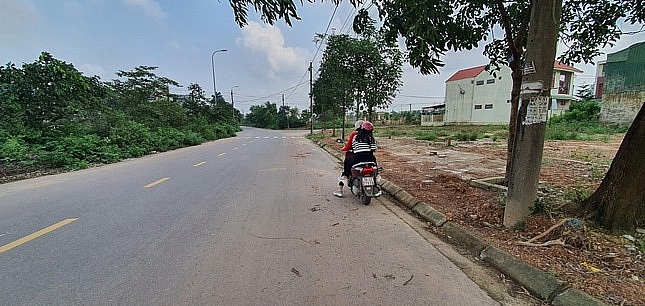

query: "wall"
(444, 78), (475, 124)
(600, 42), (645, 125)
(444, 66), (512, 125)
(470, 68), (512, 124)
(601, 92), (645, 125)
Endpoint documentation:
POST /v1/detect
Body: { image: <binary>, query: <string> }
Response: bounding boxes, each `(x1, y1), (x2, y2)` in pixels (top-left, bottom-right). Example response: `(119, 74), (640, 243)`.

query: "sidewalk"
(318, 141), (605, 306)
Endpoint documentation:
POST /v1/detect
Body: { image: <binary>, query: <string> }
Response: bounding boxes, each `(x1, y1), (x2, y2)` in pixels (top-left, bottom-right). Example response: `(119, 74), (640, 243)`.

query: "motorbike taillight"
(362, 167), (374, 176)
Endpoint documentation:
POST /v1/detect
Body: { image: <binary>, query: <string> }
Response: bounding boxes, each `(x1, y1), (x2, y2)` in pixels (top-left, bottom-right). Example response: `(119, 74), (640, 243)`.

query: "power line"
(284, 3), (339, 101)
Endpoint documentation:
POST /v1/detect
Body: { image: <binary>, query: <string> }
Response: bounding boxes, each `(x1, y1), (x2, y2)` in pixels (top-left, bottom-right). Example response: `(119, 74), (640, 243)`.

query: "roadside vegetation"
(0, 52), (240, 181)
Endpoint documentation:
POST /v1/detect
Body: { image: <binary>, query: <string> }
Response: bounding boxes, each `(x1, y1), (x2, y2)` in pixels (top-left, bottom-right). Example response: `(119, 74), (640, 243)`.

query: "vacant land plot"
(321, 129), (642, 306)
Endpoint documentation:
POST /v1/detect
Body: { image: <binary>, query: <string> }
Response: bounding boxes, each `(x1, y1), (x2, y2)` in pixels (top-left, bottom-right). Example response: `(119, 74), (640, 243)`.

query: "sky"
(1, 0), (644, 115)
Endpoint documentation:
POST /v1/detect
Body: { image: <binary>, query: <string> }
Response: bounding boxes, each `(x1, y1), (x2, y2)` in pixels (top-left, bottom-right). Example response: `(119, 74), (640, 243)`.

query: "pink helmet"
(361, 121), (374, 131)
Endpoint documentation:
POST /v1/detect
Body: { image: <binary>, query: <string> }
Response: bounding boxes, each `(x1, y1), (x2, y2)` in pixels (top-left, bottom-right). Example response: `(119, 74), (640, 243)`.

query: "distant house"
(599, 42), (645, 125)
(443, 62), (582, 125)
(420, 104), (445, 126)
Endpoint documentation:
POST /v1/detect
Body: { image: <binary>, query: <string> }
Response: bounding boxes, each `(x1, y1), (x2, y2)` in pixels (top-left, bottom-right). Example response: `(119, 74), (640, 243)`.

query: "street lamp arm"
(211, 49), (228, 97)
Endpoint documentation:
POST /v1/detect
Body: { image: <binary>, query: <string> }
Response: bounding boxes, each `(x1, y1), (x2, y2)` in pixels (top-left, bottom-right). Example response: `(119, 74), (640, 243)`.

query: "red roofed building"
(440, 61), (582, 125)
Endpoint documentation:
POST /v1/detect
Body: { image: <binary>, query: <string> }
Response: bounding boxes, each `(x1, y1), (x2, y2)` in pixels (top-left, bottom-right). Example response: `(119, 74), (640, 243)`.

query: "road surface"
(0, 127), (503, 305)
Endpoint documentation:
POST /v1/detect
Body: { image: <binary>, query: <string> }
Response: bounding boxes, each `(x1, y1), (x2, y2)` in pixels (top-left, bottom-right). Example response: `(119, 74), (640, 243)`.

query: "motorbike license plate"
(362, 177), (375, 186)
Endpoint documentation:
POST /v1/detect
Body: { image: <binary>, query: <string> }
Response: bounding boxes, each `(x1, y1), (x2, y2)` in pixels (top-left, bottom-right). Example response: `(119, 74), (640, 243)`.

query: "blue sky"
(1, 0), (643, 114)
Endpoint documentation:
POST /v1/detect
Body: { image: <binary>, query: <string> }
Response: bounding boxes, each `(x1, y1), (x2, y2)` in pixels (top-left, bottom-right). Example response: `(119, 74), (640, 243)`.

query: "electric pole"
(504, 0), (562, 228)
(282, 94), (289, 129)
(309, 62), (313, 135)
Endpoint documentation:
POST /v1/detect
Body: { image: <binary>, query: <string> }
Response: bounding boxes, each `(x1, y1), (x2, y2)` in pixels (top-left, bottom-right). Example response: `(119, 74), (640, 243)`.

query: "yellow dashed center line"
(144, 177), (170, 188)
(193, 161), (207, 167)
(0, 218), (78, 253)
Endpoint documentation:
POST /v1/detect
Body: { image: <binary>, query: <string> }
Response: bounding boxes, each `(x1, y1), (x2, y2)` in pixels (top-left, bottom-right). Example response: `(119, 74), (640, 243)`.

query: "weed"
(306, 133), (326, 141)
(563, 185), (592, 203)
(532, 197), (553, 214)
(416, 133), (438, 141)
(455, 132), (479, 141)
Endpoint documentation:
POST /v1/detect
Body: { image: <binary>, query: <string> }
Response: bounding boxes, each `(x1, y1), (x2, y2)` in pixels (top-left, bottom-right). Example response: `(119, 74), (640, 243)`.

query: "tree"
(185, 83), (208, 118)
(246, 102), (279, 129)
(312, 34), (358, 135)
(354, 12), (404, 121)
(584, 104), (645, 233)
(575, 83), (595, 100)
(313, 21), (402, 131)
(0, 52), (107, 137)
(108, 66), (180, 115)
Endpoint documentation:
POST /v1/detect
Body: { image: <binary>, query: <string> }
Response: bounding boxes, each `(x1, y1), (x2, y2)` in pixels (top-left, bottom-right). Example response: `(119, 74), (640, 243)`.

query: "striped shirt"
(351, 138), (377, 153)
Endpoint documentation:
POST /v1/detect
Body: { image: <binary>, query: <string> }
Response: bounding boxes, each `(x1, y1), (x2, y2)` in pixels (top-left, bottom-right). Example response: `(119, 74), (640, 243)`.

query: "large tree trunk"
(585, 103), (645, 233)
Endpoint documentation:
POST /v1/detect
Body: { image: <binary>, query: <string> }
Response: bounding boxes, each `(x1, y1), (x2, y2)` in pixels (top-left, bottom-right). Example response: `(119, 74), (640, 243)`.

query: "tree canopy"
(1, 52), (240, 171)
(313, 18), (402, 124)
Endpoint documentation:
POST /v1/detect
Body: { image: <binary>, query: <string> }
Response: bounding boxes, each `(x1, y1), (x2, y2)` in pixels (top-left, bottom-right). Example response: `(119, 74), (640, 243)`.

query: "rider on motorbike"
(334, 121), (376, 196)
(334, 120), (364, 197)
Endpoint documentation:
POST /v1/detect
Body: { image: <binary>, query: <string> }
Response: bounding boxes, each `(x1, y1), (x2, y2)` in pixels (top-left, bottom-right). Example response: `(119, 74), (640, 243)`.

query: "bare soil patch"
(322, 132), (643, 305)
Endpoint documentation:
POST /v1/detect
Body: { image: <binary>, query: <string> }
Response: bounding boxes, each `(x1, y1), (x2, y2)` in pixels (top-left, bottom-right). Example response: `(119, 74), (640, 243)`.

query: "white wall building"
(442, 62), (582, 125)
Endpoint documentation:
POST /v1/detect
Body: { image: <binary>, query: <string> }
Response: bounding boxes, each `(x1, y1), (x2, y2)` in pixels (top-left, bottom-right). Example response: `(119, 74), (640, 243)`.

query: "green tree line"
(0, 52), (240, 174)
(244, 101), (310, 129)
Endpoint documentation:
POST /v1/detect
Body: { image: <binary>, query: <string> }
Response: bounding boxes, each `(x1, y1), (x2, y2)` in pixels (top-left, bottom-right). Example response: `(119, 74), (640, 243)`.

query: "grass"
(374, 124), (508, 141)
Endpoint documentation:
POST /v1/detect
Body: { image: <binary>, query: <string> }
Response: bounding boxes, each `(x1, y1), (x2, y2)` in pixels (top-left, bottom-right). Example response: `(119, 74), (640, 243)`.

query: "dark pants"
(343, 152), (376, 178)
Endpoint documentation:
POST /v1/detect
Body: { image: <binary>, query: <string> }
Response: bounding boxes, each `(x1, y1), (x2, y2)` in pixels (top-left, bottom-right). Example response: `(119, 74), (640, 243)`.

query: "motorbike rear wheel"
(361, 194), (371, 205)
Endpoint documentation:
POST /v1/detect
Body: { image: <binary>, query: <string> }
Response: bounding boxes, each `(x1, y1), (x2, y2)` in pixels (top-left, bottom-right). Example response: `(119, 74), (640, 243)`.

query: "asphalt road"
(0, 127), (501, 305)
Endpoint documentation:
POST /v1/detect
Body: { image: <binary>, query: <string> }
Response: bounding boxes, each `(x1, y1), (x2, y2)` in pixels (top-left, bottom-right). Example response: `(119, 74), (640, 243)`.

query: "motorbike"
(348, 161), (382, 205)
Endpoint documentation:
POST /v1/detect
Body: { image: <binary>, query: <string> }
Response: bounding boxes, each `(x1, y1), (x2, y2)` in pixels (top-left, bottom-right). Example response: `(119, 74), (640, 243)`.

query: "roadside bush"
(211, 123), (238, 139)
(152, 127), (184, 152)
(109, 120), (154, 157)
(39, 135), (120, 169)
(550, 100), (600, 124)
(0, 137), (30, 165)
(182, 130), (204, 146)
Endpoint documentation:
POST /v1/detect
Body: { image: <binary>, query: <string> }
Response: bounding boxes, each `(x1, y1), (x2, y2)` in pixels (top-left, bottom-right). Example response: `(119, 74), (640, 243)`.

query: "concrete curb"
(315, 139), (606, 305)
(481, 246), (568, 301)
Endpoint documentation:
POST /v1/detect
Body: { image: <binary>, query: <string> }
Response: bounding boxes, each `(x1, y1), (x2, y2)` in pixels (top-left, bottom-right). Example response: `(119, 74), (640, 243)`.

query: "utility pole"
(282, 94), (289, 129)
(309, 62), (313, 135)
(230, 89), (234, 109)
(504, 0), (562, 228)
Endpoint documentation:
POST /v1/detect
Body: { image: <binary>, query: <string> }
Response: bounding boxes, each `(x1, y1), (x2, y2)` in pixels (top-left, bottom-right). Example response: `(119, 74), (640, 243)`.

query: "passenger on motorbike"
(343, 121), (377, 185)
(334, 120), (364, 197)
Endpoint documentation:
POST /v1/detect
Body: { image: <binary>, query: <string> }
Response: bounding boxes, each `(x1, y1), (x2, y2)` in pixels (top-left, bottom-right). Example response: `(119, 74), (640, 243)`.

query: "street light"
(211, 49), (227, 97)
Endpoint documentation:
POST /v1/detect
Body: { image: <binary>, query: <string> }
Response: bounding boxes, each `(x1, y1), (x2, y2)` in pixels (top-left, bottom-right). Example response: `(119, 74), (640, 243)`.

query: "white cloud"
(120, 0), (165, 21)
(78, 63), (108, 79)
(236, 22), (310, 79)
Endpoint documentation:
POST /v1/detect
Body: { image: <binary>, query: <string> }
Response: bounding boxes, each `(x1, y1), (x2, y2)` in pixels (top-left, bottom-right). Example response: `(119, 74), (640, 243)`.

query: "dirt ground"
(322, 132), (643, 305)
